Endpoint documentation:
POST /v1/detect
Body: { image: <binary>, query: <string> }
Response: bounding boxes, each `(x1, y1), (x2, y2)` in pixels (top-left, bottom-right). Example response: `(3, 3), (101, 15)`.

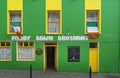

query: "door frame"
(44, 42), (58, 71)
(89, 42), (99, 72)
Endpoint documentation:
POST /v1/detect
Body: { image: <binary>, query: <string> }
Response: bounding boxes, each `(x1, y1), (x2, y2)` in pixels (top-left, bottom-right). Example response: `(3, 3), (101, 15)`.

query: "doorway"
(46, 47), (55, 70)
(89, 43), (98, 72)
(44, 42), (58, 71)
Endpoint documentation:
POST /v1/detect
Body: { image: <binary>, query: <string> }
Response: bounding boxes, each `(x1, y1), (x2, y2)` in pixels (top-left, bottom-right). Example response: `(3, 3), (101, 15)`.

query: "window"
(90, 43), (97, 48)
(47, 11), (60, 34)
(68, 46), (80, 62)
(87, 11), (98, 32)
(9, 11), (22, 33)
(0, 42), (11, 61)
(86, 11), (99, 38)
(17, 42), (35, 61)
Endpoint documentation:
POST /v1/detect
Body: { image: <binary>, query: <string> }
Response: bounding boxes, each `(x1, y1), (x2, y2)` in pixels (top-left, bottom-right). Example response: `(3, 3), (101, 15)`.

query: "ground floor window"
(68, 46), (80, 62)
(17, 42), (35, 61)
(0, 42), (11, 61)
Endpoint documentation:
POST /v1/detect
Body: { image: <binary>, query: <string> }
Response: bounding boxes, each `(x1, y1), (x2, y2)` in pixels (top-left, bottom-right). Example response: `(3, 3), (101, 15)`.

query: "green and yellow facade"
(0, 0), (120, 73)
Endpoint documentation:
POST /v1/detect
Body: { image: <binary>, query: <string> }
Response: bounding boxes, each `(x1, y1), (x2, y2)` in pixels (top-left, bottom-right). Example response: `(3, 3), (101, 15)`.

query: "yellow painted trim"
(44, 42), (58, 71)
(16, 41), (35, 61)
(89, 43), (98, 72)
(85, 0), (101, 10)
(85, 0), (101, 34)
(85, 10), (101, 34)
(46, 0), (62, 10)
(18, 46), (34, 48)
(98, 10), (101, 34)
(0, 59), (11, 61)
(46, 11), (62, 34)
(18, 42), (34, 47)
(0, 42), (10, 47)
(46, 0), (62, 35)
(0, 46), (10, 48)
(85, 10), (87, 34)
(7, 11), (23, 34)
(56, 42), (58, 71)
(43, 44), (45, 71)
(7, 0), (22, 10)
(0, 41), (12, 61)
(7, 0), (23, 34)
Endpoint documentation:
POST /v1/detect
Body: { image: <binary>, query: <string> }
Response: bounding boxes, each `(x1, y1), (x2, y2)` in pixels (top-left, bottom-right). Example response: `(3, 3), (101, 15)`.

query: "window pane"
(1, 42), (5, 46)
(4, 48), (11, 59)
(48, 23), (60, 32)
(18, 42), (23, 46)
(18, 48), (34, 60)
(10, 12), (21, 32)
(10, 12), (21, 22)
(90, 43), (97, 48)
(30, 42), (34, 46)
(68, 46), (80, 62)
(6, 42), (10, 46)
(0, 48), (11, 60)
(0, 48), (4, 59)
(87, 11), (98, 21)
(24, 42), (28, 46)
(18, 48), (22, 59)
(48, 12), (60, 33)
(48, 12), (59, 22)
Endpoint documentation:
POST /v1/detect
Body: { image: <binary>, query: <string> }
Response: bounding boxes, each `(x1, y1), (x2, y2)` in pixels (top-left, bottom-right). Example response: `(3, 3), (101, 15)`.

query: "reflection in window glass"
(10, 11), (21, 33)
(6, 42), (10, 46)
(18, 42), (34, 61)
(1, 42), (5, 46)
(0, 42), (11, 60)
(68, 46), (80, 62)
(48, 12), (60, 33)
(24, 42), (28, 46)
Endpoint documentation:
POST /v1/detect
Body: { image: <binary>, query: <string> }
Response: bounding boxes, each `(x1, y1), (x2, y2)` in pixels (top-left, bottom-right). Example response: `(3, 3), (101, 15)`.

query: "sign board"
(11, 35), (88, 41)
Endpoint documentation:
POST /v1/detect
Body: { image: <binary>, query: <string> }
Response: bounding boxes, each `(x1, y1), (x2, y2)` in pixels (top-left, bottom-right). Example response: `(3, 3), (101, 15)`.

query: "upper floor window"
(86, 11), (100, 38)
(47, 11), (61, 34)
(0, 42), (11, 61)
(9, 11), (22, 33)
(87, 11), (98, 32)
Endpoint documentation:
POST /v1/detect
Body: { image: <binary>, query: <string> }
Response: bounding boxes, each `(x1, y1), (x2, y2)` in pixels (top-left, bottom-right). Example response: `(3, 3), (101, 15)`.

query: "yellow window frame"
(46, 10), (62, 34)
(0, 42), (11, 61)
(17, 42), (35, 61)
(85, 10), (101, 34)
(7, 10), (23, 34)
(44, 42), (58, 71)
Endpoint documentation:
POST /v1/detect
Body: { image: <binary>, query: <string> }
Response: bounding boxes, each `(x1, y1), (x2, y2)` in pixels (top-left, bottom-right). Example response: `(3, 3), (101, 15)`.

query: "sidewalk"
(0, 70), (120, 78)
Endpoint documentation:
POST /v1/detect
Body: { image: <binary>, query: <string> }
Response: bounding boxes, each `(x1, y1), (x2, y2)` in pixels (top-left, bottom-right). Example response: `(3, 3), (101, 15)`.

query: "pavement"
(0, 70), (120, 78)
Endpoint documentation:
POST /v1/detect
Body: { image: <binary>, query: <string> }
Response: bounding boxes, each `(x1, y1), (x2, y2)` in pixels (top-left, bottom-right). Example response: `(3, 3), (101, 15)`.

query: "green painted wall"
(58, 41), (89, 72)
(62, 0), (85, 35)
(100, 43), (119, 73)
(99, 0), (120, 73)
(0, 0), (120, 73)
(0, 0), (45, 70)
(23, 0), (45, 70)
(58, 0), (89, 72)
(100, 0), (120, 42)
(0, 0), (8, 39)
